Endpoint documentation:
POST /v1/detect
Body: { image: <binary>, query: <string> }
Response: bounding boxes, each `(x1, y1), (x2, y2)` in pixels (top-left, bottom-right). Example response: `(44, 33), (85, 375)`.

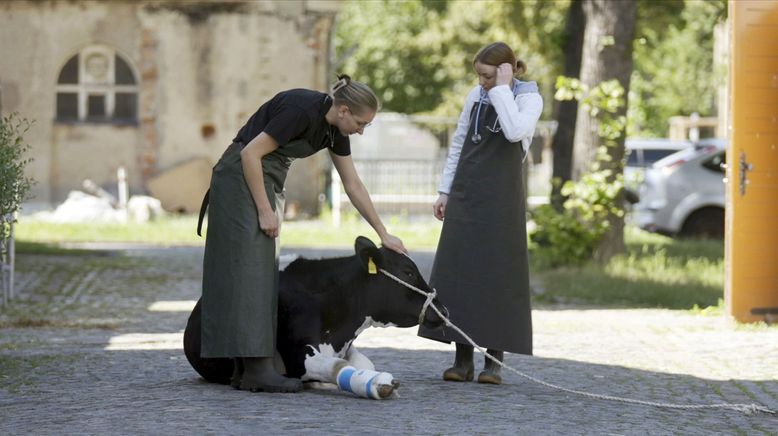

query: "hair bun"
(516, 60), (527, 76)
(332, 74), (351, 93)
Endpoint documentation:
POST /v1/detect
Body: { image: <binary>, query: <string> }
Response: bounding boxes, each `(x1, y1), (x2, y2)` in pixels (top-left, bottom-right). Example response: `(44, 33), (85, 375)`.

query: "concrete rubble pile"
(34, 180), (164, 224)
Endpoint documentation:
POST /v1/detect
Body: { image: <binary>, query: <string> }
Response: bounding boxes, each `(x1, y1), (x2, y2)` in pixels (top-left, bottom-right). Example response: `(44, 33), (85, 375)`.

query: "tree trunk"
(550, 0), (585, 211)
(573, 0), (637, 261)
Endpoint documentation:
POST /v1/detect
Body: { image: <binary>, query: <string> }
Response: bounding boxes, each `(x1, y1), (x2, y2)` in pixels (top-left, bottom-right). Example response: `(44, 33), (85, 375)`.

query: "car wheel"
(679, 207), (724, 239)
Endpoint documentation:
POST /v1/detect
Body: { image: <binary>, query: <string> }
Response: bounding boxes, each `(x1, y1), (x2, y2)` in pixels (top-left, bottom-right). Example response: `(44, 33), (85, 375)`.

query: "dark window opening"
(58, 55), (79, 84)
(56, 92), (78, 120)
(115, 55), (136, 85)
(87, 95), (106, 120)
(114, 93), (137, 121)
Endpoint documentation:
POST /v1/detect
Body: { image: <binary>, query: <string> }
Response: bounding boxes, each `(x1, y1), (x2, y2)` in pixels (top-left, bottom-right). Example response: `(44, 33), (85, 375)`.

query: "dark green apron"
(419, 102), (533, 355)
(201, 139), (318, 358)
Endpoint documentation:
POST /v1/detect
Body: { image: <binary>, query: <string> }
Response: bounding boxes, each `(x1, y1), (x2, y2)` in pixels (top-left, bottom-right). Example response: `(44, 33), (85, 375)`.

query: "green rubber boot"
(442, 343), (474, 382)
(477, 349), (503, 385)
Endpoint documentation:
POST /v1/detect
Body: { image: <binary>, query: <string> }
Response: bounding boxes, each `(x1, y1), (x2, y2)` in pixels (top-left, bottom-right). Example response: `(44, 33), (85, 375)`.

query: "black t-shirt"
(232, 89), (350, 156)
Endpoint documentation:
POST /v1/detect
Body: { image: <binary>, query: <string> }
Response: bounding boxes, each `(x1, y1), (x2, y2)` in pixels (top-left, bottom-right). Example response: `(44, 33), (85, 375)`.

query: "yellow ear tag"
(367, 257), (378, 275)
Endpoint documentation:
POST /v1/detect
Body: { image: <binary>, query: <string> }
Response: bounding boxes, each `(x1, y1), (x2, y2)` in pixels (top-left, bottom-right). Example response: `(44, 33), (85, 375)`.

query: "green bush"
(0, 113), (34, 235)
(530, 169), (623, 267)
(531, 77), (628, 267)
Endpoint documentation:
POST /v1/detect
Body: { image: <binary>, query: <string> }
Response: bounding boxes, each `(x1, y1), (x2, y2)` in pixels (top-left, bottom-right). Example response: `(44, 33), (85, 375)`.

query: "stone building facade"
(0, 0), (340, 214)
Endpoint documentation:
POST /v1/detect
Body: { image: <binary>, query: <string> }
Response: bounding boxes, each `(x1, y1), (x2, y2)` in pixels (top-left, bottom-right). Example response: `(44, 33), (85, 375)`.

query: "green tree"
(334, 0), (568, 116)
(571, 0), (636, 262)
(549, 0), (585, 210)
(628, 0), (727, 136)
(334, 0), (448, 114)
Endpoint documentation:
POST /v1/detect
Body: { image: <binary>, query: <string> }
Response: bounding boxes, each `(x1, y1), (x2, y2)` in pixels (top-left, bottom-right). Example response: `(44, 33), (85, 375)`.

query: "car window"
(702, 151), (726, 174)
(643, 149), (680, 165)
(626, 149), (640, 166)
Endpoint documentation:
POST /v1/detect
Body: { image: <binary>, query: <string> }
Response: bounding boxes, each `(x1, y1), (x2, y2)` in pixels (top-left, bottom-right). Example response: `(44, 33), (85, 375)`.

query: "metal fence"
(329, 119), (557, 224)
(331, 157), (447, 220)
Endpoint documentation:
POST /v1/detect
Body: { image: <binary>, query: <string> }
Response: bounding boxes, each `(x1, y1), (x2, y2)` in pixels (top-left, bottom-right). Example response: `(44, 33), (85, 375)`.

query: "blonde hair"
(331, 74), (380, 115)
(473, 42), (527, 76)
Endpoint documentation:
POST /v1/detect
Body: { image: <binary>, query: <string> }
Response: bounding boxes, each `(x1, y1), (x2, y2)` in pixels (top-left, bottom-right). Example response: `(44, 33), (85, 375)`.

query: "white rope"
(379, 268), (776, 416)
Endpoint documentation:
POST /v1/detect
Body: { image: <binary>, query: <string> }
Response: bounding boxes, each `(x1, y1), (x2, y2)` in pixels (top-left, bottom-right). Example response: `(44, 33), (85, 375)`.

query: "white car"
(632, 139), (726, 238)
(624, 138), (694, 188)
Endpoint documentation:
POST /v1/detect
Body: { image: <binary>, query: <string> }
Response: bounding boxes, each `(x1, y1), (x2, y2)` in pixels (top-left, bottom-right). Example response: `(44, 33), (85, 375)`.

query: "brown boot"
(442, 343), (474, 382)
(240, 357), (302, 393)
(477, 349), (503, 385)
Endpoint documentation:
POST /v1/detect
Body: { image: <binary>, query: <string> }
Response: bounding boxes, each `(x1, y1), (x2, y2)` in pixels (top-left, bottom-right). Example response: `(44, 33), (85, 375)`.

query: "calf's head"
(354, 236), (448, 329)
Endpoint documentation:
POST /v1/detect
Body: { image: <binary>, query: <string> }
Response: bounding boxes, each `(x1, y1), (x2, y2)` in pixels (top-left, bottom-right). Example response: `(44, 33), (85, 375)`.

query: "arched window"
(56, 46), (138, 123)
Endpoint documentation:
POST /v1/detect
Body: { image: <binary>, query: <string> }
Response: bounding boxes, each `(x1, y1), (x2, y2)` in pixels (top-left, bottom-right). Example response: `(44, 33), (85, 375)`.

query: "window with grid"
(56, 46), (138, 124)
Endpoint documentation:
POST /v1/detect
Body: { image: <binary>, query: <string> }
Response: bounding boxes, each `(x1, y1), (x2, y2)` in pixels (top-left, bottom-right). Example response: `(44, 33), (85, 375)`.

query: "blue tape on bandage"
(337, 367), (355, 393)
(365, 374), (379, 399)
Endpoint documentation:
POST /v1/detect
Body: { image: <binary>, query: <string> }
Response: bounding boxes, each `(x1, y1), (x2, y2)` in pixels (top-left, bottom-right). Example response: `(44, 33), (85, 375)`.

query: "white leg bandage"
(335, 366), (394, 400)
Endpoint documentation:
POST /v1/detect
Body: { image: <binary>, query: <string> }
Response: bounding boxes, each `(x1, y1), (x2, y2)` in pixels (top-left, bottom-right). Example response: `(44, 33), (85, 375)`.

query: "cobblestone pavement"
(1, 245), (777, 435)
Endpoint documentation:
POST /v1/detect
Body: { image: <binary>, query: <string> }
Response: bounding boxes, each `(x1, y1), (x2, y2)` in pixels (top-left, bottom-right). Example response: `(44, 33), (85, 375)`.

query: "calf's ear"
(355, 236), (384, 273)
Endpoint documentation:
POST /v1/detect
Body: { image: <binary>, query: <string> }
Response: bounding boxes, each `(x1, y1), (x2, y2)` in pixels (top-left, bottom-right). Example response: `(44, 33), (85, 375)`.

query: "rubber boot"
(477, 349), (503, 385)
(230, 357), (244, 390)
(442, 343), (474, 382)
(240, 357), (302, 393)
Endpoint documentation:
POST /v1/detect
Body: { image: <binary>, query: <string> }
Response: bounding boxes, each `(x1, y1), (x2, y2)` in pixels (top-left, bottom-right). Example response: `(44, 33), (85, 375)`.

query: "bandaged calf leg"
(303, 354), (398, 399)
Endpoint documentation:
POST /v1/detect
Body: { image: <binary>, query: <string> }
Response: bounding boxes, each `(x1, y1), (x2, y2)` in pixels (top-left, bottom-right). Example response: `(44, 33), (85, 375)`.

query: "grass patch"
(15, 215), (205, 246)
(16, 213), (443, 249)
(282, 214), (441, 249)
(13, 216), (741, 312)
(532, 227), (725, 310)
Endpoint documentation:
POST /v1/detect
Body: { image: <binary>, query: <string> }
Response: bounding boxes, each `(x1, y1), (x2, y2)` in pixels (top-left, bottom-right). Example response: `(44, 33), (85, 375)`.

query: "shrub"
(530, 77), (628, 267)
(530, 169), (623, 267)
(0, 112), (35, 236)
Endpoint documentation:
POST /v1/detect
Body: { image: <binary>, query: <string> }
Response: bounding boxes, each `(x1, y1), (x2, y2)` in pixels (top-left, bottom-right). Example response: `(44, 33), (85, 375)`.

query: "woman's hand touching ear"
(496, 63), (514, 87)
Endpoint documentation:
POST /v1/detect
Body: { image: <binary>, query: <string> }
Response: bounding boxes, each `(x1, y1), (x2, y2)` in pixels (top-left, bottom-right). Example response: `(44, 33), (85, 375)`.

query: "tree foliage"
(336, 0), (727, 138)
(334, 0), (568, 116)
(629, 0), (727, 136)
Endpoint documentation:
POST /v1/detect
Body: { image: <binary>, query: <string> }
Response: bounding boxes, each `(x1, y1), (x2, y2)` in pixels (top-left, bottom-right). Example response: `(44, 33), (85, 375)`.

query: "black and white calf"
(184, 236), (447, 399)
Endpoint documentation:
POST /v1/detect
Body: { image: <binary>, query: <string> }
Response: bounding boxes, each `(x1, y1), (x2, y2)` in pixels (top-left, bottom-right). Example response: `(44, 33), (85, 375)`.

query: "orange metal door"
(726, 0), (778, 323)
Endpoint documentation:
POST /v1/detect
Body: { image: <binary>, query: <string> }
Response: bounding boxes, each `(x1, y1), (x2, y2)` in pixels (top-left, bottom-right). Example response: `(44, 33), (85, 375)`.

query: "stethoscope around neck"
(470, 96), (501, 144)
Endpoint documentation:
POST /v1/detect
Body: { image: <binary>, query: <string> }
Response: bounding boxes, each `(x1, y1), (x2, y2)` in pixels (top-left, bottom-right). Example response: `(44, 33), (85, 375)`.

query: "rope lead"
(378, 268), (776, 416)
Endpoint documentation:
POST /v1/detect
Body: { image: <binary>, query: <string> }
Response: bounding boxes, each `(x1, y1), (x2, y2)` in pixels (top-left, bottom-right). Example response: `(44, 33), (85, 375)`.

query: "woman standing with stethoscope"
(418, 42), (543, 384)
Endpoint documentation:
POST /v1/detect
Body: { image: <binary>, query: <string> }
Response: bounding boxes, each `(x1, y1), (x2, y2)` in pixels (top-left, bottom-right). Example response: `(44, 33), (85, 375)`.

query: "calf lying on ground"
(184, 236), (447, 399)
